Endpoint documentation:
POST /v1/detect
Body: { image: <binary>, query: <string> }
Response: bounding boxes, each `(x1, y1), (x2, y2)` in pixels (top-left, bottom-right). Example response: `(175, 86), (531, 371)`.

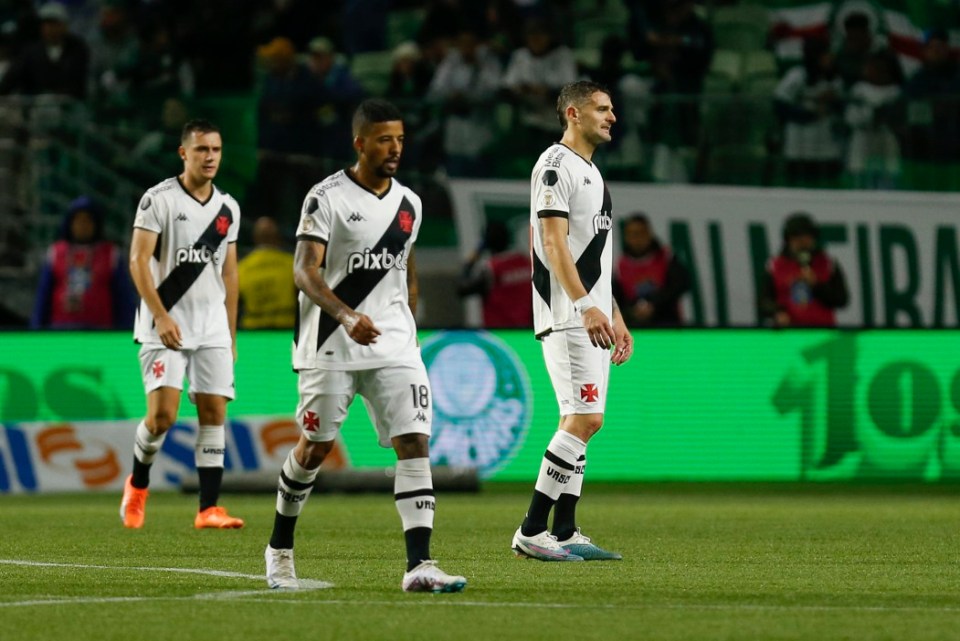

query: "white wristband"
(573, 295), (595, 315)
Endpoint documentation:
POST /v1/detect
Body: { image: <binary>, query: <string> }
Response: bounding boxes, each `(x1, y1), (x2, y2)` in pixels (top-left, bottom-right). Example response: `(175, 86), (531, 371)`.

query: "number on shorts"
(410, 384), (429, 408)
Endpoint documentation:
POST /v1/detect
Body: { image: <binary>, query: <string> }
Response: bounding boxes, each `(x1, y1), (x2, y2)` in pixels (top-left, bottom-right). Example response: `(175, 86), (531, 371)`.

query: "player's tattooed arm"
(406, 248), (419, 317)
(294, 239), (382, 345)
(130, 228), (183, 349)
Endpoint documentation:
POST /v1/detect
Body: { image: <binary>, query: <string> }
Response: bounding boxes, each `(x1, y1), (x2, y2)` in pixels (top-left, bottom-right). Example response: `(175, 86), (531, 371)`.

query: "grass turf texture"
(0, 484), (958, 641)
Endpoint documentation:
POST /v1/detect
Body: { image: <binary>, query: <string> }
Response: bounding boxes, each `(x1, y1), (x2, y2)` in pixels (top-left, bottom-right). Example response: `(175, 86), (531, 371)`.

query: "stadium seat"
(711, 4), (769, 52)
(350, 51), (394, 96)
(707, 48), (742, 88)
(742, 50), (778, 81)
(573, 17), (625, 50)
(386, 9), (424, 49)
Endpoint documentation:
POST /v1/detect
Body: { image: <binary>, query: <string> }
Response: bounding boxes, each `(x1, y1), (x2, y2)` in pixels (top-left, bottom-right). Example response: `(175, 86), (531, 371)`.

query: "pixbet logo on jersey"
(346, 248), (406, 274)
(175, 246), (222, 266)
(592, 212), (612, 235)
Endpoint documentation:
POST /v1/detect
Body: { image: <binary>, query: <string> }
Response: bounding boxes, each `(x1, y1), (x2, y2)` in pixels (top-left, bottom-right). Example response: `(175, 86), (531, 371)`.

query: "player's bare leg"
(394, 433), (466, 593)
(192, 393), (243, 529)
(121, 386), (179, 528)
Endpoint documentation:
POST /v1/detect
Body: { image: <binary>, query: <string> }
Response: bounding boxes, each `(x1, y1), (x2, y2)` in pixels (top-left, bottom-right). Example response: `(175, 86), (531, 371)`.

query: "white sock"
(134, 420), (166, 464)
(394, 458), (434, 530)
(563, 453), (586, 498)
(195, 424), (225, 468)
(534, 430), (586, 500)
(276, 450), (319, 517)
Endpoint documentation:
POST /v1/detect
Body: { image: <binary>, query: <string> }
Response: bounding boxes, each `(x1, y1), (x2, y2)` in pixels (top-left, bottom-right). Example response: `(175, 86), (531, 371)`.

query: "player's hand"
(582, 307), (616, 349)
(156, 314), (183, 350)
(611, 316), (633, 366)
(341, 310), (381, 346)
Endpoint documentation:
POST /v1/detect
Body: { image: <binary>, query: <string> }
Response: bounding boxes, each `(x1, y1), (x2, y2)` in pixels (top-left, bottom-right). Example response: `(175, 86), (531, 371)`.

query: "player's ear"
(566, 105), (579, 126)
(353, 135), (363, 155)
(178, 145), (186, 161)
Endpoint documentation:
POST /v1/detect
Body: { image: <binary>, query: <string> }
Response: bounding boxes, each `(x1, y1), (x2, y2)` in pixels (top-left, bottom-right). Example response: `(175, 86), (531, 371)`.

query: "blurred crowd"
(0, 0), (957, 329)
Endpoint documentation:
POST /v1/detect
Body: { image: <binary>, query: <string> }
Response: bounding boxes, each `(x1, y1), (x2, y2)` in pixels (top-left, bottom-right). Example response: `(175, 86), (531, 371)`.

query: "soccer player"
(264, 99), (467, 593)
(120, 119), (244, 530)
(511, 80), (634, 561)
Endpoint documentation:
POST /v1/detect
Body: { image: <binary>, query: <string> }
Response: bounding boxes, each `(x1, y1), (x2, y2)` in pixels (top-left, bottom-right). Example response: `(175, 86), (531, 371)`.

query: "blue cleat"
(512, 527), (584, 562)
(556, 528), (622, 561)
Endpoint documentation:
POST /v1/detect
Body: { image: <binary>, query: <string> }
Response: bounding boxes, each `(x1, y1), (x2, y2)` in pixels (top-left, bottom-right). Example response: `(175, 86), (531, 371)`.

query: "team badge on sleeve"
(299, 217), (315, 234)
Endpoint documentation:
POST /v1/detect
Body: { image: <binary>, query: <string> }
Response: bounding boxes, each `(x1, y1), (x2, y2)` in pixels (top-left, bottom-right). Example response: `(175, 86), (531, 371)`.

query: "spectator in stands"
(844, 49), (904, 189)
(237, 216), (297, 330)
(502, 17), (577, 153)
(759, 212), (849, 328)
(385, 40), (438, 172)
(305, 36), (364, 165)
(31, 195), (135, 330)
(0, 2), (89, 99)
(427, 27), (502, 177)
(903, 28), (960, 162)
(129, 96), (189, 183)
(834, 11), (880, 89)
(131, 24), (195, 106)
(87, 2), (139, 110)
(250, 36), (319, 227)
(634, 0), (713, 183)
(774, 37), (845, 188)
(387, 41), (435, 106)
(457, 219), (532, 328)
(613, 213), (689, 327)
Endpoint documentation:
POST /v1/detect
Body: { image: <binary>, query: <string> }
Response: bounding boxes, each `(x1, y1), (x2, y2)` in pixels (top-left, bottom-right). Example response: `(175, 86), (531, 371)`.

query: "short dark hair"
(556, 80), (611, 130)
(181, 119), (220, 143)
(352, 99), (403, 137)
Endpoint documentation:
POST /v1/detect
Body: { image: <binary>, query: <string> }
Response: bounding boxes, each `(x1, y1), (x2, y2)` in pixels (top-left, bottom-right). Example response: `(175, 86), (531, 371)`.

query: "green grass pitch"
(1, 484), (958, 641)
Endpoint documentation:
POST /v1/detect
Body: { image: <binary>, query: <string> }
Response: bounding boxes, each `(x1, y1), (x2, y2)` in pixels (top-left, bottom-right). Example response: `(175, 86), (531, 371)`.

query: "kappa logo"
(414, 411), (428, 423)
(583, 177), (592, 185)
(347, 212), (365, 223)
(175, 213), (188, 222)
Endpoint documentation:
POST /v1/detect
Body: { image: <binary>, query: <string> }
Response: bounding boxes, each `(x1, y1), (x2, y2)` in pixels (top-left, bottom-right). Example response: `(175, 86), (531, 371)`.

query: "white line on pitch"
(0, 558), (267, 581)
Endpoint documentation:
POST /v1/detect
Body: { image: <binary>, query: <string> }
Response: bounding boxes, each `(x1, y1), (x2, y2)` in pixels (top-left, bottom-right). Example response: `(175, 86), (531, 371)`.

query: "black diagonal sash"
(155, 203), (233, 312)
(575, 184), (612, 293)
(315, 196), (414, 352)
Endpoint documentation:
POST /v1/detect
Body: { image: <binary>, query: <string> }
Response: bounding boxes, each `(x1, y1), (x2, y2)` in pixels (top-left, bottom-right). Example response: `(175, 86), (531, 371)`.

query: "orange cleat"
(120, 475), (149, 529)
(194, 506), (245, 529)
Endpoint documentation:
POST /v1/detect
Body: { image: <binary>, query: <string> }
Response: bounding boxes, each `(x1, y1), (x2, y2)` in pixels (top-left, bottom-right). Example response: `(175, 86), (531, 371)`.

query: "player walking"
(120, 119), (244, 530)
(264, 99), (466, 593)
(512, 81), (633, 561)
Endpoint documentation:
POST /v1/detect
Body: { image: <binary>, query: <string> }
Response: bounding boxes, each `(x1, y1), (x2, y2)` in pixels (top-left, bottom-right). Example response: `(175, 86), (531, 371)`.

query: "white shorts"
(138, 345), (235, 403)
(296, 361), (432, 448)
(541, 328), (611, 416)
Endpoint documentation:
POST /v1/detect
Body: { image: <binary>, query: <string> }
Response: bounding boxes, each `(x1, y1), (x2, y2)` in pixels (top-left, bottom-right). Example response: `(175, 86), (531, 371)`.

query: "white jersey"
(530, 143), (613, 337)
(132, 177), (240, 349)
(293, 170), (422, 371)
